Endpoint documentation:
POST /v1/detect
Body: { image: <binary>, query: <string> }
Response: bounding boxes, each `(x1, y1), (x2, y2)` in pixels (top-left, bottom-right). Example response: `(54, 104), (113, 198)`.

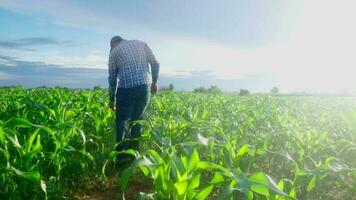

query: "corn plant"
(1, 87), (355, 199)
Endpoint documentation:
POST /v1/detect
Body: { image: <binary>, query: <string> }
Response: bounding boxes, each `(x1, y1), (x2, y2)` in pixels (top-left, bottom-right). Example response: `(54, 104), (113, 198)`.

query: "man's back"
(109, 40), (159, 89)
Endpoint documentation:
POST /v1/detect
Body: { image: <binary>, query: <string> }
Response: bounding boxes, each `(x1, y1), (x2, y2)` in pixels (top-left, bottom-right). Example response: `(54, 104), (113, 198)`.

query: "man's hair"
(110, 36), (123, 45)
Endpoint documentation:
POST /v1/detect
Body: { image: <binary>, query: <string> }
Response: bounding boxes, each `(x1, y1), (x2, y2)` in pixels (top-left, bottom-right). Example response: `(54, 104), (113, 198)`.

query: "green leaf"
(189, 173), (201, 190)
(101, 160), (109, 178)
(250, 183), (269, 196)
(307, 175), (316, 192)
(78, 150), (94, 161)
(194, 185), (213, 200)
(181, 155), (188, 170)
(5, 133), (22, 148)
(26, 129), (40, 152)
(237, 144), (250, 158)
(255, 148), (266, 156)
(32, 134), (42, 153)
(147, 149), (163, 164)
(223, 145), (232, 165)
(187, 190), (198, 200)
(248, 172), (288, 197)
(211, 172), (224, 184)
(139, 165), (150, 176)
(172, 155), (188, 182)
(77, 127), (86, 145)
(4, 118), (41, 129)
(109, 151), (120, 160)
(289, 187), (296, 198)
(231, 169), (250, 194)
(65, 110), (74, 120)
(22, 171), (41, 182)
(198, 161), (227, 173)
(246, 191), (254, 200)
(188, 149), (200, 173)
(9, 166), (41, 182)
(277, 180), (285, 191)
(218, 187), (234, 200)
(174, 180), (188, 196)
(0, 127), (5, 144)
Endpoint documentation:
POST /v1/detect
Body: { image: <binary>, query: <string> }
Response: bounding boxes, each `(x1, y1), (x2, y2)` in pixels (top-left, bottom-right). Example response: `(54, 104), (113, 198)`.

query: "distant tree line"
(239, 89), (249, 96)
(193, 85), (223, 94)
(270, 86), (279, 94)
(159, 83), (175, 91)
(191, 86), (281, 96)
(0, 84), (281, 95)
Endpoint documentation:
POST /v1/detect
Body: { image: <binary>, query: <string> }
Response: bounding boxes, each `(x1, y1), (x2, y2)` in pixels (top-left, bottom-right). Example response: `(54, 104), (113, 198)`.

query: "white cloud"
(33, 51), (107, 69)
(0, 49), (107, 69)
(0, 58), (16, 67)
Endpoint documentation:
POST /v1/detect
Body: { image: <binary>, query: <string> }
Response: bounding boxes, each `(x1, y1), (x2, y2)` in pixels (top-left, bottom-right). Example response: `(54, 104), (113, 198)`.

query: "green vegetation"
(0, 87), (355, 199)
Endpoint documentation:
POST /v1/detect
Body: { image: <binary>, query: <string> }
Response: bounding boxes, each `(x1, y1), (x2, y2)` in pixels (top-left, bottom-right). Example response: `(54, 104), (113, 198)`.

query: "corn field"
(0, 87), (355, 200)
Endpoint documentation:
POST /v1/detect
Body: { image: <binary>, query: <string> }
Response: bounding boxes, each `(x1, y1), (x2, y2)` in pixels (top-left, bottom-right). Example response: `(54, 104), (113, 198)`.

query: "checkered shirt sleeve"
(145, 44), (160, 84)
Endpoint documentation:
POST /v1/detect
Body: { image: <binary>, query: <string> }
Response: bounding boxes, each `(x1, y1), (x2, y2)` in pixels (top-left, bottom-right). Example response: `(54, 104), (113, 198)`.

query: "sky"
(0, 0), (355, 93)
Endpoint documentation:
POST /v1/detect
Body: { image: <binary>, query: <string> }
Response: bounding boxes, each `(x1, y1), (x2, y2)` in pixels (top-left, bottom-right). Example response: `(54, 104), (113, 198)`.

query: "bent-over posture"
(108, 36), (160, 163)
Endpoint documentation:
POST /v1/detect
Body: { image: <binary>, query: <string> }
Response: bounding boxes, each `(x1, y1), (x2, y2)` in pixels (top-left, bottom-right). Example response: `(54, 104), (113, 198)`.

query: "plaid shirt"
(108, 40), (160, 101)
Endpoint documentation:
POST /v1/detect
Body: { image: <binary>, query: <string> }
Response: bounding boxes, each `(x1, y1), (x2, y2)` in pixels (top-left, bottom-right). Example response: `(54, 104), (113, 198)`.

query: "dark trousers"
(115, 84), (150, 159)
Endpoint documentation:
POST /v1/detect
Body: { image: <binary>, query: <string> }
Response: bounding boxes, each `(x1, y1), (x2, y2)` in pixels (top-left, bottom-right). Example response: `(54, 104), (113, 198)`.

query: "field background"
(0, 87), (355, 200)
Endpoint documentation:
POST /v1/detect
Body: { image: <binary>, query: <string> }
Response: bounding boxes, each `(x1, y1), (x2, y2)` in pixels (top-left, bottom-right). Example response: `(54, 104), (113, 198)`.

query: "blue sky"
(0, 0), (355, 93)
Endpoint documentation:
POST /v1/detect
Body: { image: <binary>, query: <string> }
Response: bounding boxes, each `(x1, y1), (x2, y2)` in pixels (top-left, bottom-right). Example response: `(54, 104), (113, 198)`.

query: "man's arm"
(145, 43), (160, 84)
(108, 52), (118, 109)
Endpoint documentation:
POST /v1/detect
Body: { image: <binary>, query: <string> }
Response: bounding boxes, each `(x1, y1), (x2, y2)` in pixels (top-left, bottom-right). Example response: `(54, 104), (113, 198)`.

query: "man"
(108, 36), (159, 164)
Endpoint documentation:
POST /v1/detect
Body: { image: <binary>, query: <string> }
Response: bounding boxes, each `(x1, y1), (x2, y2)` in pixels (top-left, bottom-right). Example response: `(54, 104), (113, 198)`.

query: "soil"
(74, 175), (153, 200)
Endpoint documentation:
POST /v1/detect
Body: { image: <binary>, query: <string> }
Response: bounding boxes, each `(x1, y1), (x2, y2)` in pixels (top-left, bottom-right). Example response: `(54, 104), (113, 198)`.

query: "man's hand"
(109, 101), (115, 111)
(151, 83), (158, 94)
